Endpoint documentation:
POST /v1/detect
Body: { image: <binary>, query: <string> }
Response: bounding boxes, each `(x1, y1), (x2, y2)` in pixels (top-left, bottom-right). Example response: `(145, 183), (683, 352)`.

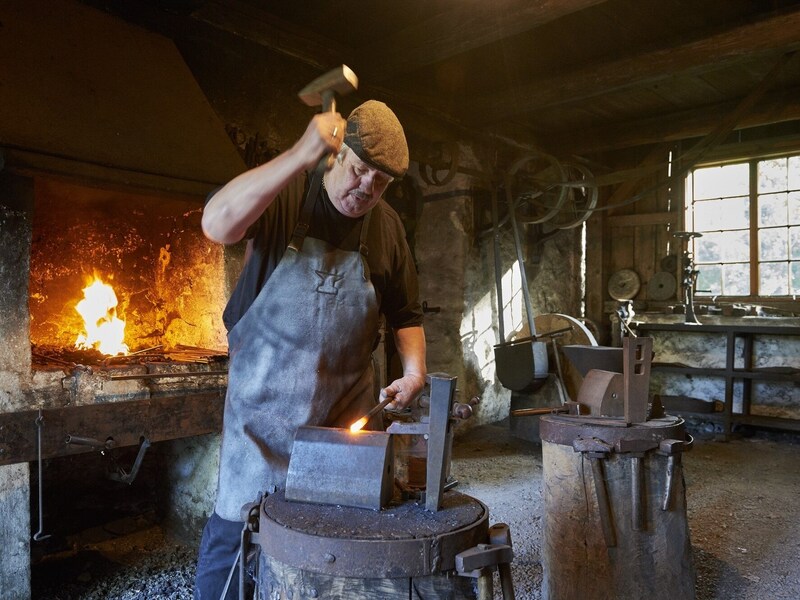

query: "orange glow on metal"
(349, 417), (368, 433)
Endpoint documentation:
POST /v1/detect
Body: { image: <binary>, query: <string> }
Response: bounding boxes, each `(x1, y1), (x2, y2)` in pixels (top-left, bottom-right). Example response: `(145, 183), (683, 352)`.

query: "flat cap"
(345, 100), (409, 178)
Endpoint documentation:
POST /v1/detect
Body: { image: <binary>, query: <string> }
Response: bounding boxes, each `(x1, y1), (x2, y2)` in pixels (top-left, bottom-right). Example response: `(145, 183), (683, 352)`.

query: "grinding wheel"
(507, 313), (597, 402)
(648, 271), (677, 301)
(608, 268), (641, 301)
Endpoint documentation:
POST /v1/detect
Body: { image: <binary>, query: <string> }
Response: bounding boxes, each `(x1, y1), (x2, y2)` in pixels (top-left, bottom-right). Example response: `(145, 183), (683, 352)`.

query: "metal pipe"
(32, 410), (50, 542)
(508, 193), (537, 338)
(110, 370), (227, 380)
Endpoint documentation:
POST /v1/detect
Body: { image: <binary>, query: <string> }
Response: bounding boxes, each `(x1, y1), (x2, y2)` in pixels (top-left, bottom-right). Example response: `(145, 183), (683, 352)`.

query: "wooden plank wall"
(586, 143), (683, 343)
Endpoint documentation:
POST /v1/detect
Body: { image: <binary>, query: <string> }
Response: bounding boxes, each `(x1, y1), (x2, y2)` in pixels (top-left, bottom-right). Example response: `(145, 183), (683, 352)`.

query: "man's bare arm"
(202, 112), (345, 244)
(381, 325), (427, 409)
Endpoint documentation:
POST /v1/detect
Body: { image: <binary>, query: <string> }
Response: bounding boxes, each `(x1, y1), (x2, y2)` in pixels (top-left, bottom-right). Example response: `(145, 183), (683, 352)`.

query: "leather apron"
(214, 186), (380, 521)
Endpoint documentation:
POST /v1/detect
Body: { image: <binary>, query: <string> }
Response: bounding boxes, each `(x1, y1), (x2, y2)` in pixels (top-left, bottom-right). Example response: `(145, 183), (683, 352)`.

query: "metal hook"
(32, 410), (51, 542)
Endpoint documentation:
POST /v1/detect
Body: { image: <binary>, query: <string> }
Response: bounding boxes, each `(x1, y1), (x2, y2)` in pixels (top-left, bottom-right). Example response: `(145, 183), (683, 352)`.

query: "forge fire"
(28, 177), (228, 365)
(74, 275), (128, 355)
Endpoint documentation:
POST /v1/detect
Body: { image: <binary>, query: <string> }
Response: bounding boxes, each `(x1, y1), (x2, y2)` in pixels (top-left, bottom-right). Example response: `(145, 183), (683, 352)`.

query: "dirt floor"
(451, 421), (800, 600)
(31, 421), (800, 599)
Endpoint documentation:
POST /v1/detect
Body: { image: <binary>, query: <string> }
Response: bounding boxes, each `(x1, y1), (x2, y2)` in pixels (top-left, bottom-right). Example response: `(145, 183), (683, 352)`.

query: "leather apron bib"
(214, 187), (379, 521)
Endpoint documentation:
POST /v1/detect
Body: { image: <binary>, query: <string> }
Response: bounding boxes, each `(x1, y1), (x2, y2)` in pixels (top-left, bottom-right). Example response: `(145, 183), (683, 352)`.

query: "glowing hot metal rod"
(350, 396), (394, 432)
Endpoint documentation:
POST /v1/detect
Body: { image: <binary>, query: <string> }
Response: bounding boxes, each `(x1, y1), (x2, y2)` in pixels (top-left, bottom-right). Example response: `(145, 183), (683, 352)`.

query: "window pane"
(789, 192), (800, 225)
(759, 228), (788, 261)
(722, 263), (750, 296)
(760, 262), (788, 295)
(694, 197), (749, 230)
(696, 265), (721, 296)
(693, 163), (749, 200)
(758, 193), (788, 226)
(695, 230), (749, 262)
(791, 226), (800, 260)
(758, 158), (788, 193)
(792, 262), (800, 295)
(789, 155), (800, 191)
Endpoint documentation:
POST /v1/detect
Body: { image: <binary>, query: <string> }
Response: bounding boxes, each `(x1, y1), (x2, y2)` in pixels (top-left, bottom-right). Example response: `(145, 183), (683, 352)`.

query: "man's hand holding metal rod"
(351, 370), (427, 431)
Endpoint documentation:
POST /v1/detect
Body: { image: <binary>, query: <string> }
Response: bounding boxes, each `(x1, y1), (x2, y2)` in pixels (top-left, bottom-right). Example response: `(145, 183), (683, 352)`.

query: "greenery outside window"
(684, 153), (800, 298)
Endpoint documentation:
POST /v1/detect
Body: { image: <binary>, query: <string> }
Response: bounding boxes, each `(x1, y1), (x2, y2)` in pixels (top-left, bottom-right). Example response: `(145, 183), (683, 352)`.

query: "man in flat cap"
(195, 100), (426, 598)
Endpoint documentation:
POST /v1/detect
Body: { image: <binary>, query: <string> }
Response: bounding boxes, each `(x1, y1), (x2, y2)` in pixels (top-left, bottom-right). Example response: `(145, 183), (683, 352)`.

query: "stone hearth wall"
(0, 175), (34, 598)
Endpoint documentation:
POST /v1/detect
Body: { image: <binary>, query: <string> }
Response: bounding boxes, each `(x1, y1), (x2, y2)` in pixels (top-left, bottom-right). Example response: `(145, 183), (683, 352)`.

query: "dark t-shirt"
(217, 175), (424, 333)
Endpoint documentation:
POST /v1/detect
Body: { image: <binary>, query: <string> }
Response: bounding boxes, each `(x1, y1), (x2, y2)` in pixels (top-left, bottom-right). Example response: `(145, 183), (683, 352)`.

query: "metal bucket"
(494, 339), (549, 392)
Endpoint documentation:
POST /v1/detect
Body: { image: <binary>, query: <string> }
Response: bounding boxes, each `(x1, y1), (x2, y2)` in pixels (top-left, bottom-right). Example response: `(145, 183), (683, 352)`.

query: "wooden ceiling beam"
(475, 7), (800, 121)
(355, 0), (609, 81)
(557, 85), (800, 155)
(191, 0), (348, 70)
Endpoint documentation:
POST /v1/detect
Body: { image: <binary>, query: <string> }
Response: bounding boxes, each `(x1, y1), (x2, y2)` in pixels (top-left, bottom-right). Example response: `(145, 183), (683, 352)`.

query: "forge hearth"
(0, 171), (235, 599)
(29, 177), (227, 357)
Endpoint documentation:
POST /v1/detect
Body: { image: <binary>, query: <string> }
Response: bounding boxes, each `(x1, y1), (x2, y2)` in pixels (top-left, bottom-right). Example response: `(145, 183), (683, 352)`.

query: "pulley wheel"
(507, 313), (598, 402)
(505, 152), (568, 225)
(549, 162), (599, 230)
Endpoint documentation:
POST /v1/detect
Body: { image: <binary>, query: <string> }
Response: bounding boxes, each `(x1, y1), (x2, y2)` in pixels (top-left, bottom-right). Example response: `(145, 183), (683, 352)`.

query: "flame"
(74, 276), (128, 355)
(349, 417), (368, 433)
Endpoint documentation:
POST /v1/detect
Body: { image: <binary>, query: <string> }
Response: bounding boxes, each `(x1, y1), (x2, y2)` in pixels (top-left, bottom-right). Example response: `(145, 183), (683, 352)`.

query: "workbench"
(634, 321), (800, 438)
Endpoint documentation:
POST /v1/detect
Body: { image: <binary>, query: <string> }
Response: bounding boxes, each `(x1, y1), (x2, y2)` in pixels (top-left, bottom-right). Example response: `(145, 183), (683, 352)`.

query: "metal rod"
(493, 325), (572, 348)
(508, 193), (537, 338)
(32, 410), (50, 542)
(550, 337), (569, 405)
(358, 396), (394, 423)
(110, 370), (228, 380)
(491, 188), (507, 342)
(510, 406), (568, 417)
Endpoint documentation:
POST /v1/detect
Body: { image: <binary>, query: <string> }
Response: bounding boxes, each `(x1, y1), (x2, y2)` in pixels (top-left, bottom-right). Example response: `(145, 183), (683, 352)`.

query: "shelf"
(634, 322), (800, 438)
(653, 364), (800, 382)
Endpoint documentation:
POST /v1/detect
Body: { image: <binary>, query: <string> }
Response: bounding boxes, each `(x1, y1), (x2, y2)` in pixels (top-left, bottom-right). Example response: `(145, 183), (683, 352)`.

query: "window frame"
(684, 151), (800, 303)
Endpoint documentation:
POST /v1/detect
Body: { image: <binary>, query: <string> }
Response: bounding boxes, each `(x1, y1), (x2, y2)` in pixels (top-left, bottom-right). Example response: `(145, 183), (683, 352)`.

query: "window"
(684, 153), (800, 297)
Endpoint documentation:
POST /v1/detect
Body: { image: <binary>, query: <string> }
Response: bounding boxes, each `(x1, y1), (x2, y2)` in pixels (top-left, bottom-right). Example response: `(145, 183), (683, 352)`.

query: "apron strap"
(288, 168), (374, 262)
(288, 169), (322, 252)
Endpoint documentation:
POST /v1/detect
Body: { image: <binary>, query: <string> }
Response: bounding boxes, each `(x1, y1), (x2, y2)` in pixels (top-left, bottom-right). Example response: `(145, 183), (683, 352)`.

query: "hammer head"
(298, 64), (358, 110)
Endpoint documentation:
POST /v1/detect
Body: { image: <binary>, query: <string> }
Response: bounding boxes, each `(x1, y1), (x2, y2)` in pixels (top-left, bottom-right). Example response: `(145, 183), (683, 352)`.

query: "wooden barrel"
(540, 415), (695, 600)
(253, 490), (488, 599)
